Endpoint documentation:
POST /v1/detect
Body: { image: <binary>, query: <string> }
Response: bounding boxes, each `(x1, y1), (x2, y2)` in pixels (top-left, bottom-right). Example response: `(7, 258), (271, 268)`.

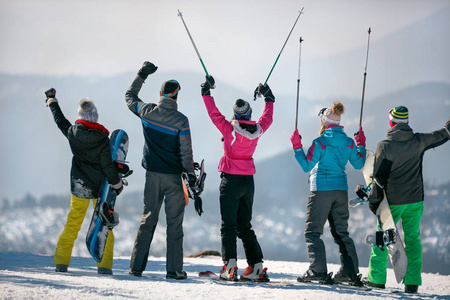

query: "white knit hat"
(318, 101), (344, 127)
(78, 97), (99, 123)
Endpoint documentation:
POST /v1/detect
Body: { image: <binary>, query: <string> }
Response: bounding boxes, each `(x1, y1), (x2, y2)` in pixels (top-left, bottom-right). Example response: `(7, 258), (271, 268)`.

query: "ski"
(199, 271), (292, 286)
(296, 272), (335, 285)
(333, 274), (372, 291)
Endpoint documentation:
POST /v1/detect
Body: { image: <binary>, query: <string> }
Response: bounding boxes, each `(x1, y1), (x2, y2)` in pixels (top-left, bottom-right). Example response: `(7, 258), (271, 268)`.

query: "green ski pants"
(367, 201), (423, 285)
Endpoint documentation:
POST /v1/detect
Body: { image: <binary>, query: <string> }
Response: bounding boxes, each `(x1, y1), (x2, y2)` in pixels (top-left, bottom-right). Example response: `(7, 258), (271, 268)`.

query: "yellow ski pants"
(54, 194), (114, 269)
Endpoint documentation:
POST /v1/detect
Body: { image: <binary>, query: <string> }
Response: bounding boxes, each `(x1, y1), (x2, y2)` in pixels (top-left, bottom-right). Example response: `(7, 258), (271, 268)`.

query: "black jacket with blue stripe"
(125, 75), (195, 175)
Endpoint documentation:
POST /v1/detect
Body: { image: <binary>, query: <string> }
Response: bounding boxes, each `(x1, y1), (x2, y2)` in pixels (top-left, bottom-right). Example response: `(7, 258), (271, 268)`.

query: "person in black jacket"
(126, 61), (200, 280)
(363, 106), (449, 293)
(45, 88), (123, 274)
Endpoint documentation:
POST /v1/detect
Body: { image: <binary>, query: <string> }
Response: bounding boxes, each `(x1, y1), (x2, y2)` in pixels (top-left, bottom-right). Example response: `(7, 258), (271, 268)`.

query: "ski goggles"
(160, 80), (181, 98)
(235, 113), (252, 120)
(318, 107), (327, 118)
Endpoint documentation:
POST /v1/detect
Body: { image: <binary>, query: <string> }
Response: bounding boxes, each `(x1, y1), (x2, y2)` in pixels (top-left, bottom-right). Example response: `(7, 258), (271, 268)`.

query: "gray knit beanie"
(78, 97), (99, 123)
(233, 99), (252, 120)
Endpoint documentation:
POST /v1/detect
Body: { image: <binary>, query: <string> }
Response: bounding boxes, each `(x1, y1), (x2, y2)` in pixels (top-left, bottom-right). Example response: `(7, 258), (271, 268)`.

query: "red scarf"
(75, 119), (110, 134)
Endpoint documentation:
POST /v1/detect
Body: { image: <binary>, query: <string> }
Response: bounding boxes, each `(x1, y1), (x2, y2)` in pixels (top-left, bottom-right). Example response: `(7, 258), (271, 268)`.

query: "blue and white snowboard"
(86, 129), (129, 262)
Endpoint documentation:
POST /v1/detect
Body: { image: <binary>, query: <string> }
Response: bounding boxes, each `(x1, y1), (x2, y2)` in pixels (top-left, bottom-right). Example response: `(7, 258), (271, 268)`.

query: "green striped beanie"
(389, 106), (409, 123)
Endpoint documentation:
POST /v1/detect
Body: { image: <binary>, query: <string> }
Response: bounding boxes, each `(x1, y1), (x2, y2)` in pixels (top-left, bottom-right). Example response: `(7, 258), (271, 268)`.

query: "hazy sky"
(1, 0), (449, 200)
(1, 0), (449, 98)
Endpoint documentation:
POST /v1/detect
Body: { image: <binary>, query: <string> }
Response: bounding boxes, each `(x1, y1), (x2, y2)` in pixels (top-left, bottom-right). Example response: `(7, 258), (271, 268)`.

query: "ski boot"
(297, 269), (333, 284)
(362, 277), (385, 289)
(220, 259), (238, 281)
(55, 264), (68, 273)
(98, 267), (113, 275)
(98, 202), (119, 229)
(166, 271), (187, 280)
(334, 272), (364, 287)
(405, 285), (418, 294)
(240, 262), (269, 282)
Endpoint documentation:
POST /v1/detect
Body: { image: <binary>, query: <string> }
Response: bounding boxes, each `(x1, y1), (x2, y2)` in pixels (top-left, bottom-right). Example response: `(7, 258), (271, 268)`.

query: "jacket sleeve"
(202, 95), (233, 137)
(293, 139), (323, 173)
(48, 101), (72, 137)
(99, 138), (121, 186)
(179, 118), (195, 174)
(257, 101), (274, 133)
(369, 142), (391, 209)
(418, 120), (450, 151)
(349, 140), (366, 170)
(125, 74), (147, 117)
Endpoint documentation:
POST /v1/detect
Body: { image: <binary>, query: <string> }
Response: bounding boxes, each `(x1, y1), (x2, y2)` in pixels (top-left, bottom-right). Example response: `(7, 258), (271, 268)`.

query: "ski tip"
(199, 270), (218, 278)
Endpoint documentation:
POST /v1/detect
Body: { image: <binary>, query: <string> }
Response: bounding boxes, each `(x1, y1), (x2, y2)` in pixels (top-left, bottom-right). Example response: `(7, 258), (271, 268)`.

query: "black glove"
(194, 195), (203, 216)
(45, 88), (56, 100)
(254, 83), (275, 102)
(201, 75), (215, 96)
(138, 61), (158, 79)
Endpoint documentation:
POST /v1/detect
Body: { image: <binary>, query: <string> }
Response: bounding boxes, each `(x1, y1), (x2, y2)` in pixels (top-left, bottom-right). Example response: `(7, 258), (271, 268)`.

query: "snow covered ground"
(0, 252), (449, 299)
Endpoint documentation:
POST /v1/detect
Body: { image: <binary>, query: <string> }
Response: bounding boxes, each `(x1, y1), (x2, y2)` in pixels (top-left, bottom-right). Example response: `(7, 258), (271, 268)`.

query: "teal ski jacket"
(294, 125), (366, 191)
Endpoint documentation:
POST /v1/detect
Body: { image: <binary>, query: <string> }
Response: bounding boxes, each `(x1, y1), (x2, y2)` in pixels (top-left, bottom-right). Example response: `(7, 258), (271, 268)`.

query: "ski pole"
(295, 37), (303, 130)
(177, 9), (210, 78)
(255, 8), (304, 100)
(358, 27), (371, 128)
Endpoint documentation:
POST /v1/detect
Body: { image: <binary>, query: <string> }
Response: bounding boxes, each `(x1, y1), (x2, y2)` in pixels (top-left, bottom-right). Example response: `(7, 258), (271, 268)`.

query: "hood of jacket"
(321, 125), (348, 146)
(231, 119), (262, 140)
(387, 123), (414, 142)
(158, 96), (178, 110)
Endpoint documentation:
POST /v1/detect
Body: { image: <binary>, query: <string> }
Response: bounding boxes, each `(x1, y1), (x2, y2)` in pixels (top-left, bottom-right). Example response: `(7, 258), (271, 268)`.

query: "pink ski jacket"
(202, 95), (274, 175)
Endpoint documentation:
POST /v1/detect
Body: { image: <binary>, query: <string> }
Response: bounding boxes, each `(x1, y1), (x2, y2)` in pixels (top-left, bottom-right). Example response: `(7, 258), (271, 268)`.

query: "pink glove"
(354, 126), (366, 146)
(290, 129), (303, 149)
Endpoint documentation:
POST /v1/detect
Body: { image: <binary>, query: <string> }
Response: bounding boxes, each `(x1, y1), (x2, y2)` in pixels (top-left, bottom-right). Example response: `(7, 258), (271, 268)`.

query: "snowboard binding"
(183, 159), (207, 198)
(114, 160), (133, 178)
(349, 181), (373, 208)
(98, 202), (120, 229)
(365, 228), (396, 250)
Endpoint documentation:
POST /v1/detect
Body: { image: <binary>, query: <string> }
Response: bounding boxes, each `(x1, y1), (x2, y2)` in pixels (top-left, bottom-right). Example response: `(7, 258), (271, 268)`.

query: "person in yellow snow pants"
(54, 195), (114, 272)
(46, 88), (123, 274)
(367, 202), (423, 287)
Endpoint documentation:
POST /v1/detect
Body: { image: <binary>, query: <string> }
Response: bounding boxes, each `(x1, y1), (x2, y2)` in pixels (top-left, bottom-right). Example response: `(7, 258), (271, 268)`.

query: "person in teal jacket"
(290, 101), (366, 285)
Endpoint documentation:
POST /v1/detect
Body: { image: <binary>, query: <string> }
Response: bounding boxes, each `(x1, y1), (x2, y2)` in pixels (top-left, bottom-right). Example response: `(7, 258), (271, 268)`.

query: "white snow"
(0, 252), (449, 300)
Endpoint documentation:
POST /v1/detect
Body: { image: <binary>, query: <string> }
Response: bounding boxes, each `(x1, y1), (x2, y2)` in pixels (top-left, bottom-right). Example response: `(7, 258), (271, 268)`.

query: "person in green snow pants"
(365, 106), (449, 294)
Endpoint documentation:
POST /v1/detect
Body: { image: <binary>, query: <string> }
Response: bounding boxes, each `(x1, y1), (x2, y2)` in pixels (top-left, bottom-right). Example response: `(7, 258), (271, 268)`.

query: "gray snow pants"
(130, 171), (185, 273)
(304, 190), (359, 276)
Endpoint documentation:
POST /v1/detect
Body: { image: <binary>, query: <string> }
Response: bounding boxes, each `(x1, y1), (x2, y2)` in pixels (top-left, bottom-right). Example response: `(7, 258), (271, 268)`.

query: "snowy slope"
(0, 252), (449, 299)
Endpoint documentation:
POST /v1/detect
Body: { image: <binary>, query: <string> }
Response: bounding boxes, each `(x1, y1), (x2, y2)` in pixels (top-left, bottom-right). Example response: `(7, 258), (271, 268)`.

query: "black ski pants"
(219, 173), (263, 266)
(304, 190), (359, 277)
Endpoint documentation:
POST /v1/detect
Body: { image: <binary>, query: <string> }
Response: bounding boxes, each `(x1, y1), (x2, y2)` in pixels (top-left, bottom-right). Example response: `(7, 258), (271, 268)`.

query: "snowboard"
(349, 149), (375, 207)
(86, 129), (130, 262)
(371, 198), (408, 284)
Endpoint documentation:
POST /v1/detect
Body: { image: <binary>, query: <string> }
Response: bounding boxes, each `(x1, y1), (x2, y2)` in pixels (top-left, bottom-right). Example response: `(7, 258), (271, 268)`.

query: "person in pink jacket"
(200, 76), (274, 282)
